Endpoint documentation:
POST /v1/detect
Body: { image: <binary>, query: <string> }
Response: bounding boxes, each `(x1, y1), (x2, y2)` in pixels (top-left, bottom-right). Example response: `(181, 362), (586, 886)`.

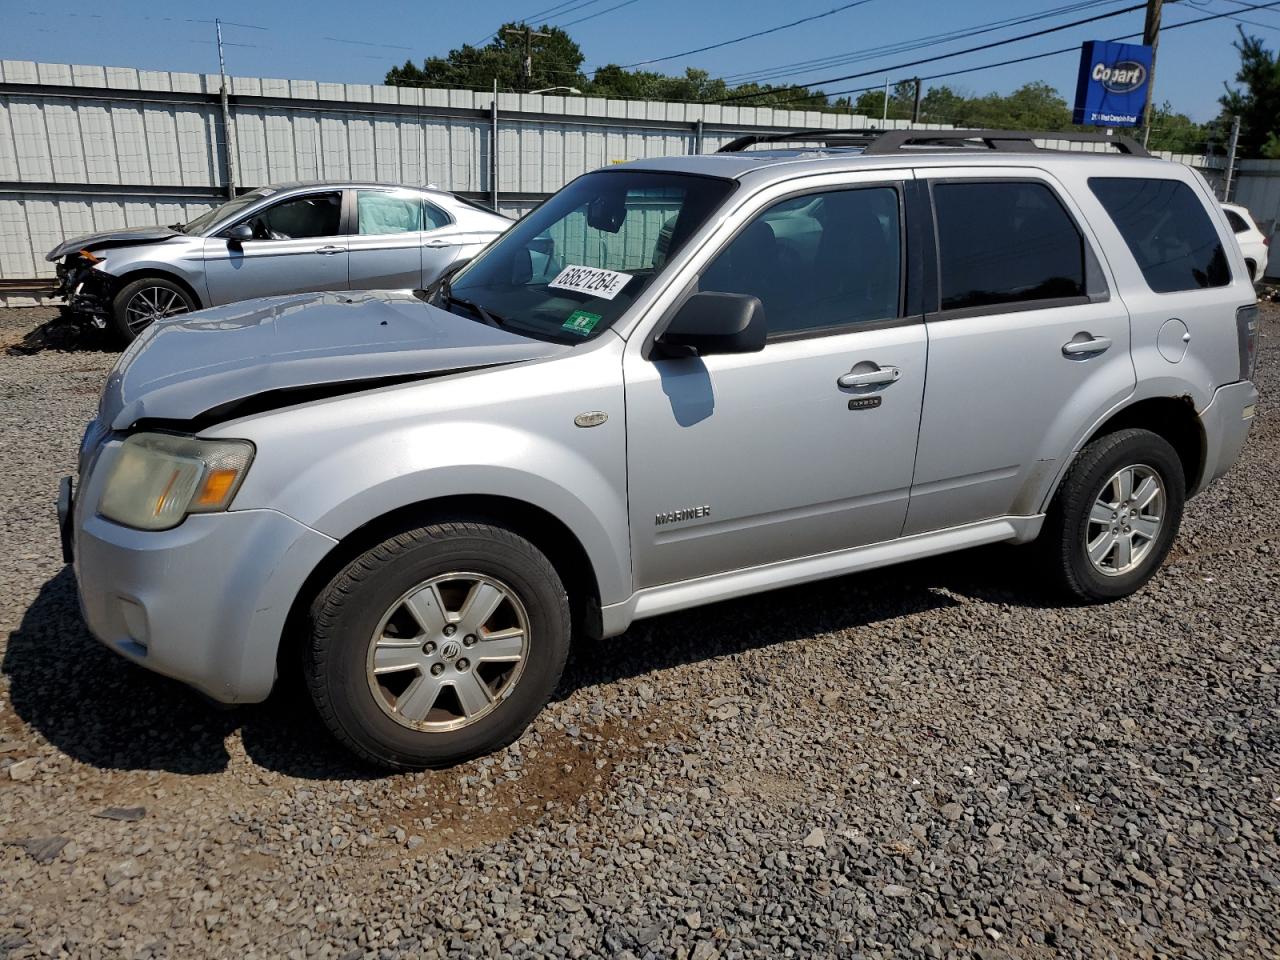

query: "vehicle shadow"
(2, 545), (1053, 780)
(4, 310), (117, 356)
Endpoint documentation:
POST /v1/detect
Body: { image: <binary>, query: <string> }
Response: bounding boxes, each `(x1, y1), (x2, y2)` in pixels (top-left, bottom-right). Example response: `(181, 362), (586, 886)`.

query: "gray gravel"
(1, 305), (1279, 959)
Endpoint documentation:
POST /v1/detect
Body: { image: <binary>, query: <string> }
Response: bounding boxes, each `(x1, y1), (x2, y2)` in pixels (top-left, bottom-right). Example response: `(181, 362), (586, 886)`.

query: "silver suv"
(60, 130), (1260, 769)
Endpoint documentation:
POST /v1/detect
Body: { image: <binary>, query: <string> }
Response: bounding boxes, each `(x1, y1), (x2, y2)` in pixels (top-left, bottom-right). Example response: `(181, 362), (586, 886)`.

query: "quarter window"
(1089, 177), (1230, 293)
(1223, 208), (1249, 234)
(699, 186), (902, 335)
(933, 180), (1086, 312)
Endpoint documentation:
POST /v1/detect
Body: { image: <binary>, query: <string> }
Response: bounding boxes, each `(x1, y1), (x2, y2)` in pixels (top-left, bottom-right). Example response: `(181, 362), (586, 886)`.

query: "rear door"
(905, 169), (1135, 535)
(348, 188), (435, 290)
(203, 190), (348, 304)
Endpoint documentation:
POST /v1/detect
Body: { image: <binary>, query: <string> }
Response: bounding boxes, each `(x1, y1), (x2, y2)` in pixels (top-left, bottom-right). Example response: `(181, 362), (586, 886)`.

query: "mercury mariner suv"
(60, 129), (1260, 769)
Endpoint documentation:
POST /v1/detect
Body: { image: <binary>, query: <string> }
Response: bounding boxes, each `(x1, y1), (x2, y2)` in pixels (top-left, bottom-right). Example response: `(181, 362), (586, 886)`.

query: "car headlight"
(97, 432), (254, 531)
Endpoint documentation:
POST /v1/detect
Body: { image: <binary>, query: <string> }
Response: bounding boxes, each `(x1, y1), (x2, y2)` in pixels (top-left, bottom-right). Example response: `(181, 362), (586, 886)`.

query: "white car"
(1222, 202), (1269, 283)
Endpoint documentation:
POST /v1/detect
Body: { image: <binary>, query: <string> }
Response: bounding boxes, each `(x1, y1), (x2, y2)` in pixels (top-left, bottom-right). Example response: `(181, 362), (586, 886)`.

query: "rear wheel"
(1041, 428), (1185, 601)
(305, 521), (570, 769)
(111, 276), (195, 343)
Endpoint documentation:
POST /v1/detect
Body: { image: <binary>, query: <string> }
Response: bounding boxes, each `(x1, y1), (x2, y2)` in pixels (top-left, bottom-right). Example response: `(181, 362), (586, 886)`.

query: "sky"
(2, 0), (1275, 124)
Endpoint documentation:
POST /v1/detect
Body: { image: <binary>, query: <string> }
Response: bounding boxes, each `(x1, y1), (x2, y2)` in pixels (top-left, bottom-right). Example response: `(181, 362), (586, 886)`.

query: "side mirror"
(656, 291), (766, 357)
(225, 223), (254, 244)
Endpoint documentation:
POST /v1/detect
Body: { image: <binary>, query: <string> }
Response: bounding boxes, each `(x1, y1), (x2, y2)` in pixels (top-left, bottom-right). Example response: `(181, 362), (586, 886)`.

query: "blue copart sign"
(1072, 40), (1153, 127)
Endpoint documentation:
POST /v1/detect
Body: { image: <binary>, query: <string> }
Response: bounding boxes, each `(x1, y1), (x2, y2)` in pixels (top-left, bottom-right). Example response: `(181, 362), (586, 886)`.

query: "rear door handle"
(424, 239), (453, 249)
(838, 365), (901, 388)
(315, 245), (344, 256)
(1062, 335), (1112, 356)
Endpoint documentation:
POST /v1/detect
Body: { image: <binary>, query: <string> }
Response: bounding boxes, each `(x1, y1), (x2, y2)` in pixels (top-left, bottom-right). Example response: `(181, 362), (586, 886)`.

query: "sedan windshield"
(442, 170), (734, 342)
(182, 187), (276, 235)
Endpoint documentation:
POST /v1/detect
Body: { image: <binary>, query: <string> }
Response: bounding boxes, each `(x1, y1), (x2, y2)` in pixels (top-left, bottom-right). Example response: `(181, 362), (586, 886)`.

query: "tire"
(110, 276), (195, 343)
(305, 521), (570, 770)
(1041, 428), (1185, 602)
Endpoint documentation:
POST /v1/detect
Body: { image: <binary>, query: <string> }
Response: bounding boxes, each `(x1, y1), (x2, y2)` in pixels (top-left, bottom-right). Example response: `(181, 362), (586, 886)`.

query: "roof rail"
(861, 128), (1150, 157)
(716, 129), (882, 153)
(717, 127), (1150, 158)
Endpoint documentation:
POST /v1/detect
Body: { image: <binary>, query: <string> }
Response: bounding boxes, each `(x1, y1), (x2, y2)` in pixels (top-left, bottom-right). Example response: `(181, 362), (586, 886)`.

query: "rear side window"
(1224, 209), (1250, 234)
(933, 180), (1085, 312)
(1089, 178), (1230, 293)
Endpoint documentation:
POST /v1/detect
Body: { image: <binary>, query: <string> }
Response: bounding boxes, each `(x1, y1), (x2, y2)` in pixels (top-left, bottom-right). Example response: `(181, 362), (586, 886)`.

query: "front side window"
(235, 192), (342, 241)
(934, 180), (1086, 312)
(357, 190), (425, 235)
(699, 186), (902, 335)
(1089, 177), (1230, 293)
(443, 170), (734, 342)
(183, 187), (274, 235)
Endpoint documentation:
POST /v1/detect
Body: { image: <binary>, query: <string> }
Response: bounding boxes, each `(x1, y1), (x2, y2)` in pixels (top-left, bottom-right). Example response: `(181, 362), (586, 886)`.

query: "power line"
(610, 0), (875, 71)
(765, 0), (1280, 107)
(718, 0), (1127, 86)
(559, 0), (643, 27)
(717, 2), (1148, 103)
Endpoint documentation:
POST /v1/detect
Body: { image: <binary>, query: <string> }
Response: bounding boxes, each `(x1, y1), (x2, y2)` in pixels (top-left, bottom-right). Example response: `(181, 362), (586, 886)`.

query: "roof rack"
(717, 127), (1150, 158)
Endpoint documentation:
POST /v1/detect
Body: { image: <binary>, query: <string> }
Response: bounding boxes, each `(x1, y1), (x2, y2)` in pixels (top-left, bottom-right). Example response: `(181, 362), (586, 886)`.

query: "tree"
(386, 23), (587, 92)
(1219, 27), (1280, 158)
(854, 81), (917, 121)
(1146, 101), (1214, 155)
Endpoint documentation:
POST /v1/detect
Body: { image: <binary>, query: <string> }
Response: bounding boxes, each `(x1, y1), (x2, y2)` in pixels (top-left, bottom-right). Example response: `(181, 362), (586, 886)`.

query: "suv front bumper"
(72, 505), (337, 704)
(1196, 379), (1258, 494)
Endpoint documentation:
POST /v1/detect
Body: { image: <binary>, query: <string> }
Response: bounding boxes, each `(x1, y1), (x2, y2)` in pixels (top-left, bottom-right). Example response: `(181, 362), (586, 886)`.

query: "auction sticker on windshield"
(547, 265), (634, 301)
(561, 310), (602, 337)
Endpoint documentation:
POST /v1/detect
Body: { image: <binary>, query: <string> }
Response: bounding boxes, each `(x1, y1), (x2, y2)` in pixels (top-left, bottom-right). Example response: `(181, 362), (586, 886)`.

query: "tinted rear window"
(933, 180), (1086, 312)
(1089, 178), (1230, 292)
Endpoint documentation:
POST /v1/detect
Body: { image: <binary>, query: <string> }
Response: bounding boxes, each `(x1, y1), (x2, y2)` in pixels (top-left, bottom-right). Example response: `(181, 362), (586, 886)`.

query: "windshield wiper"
(438, 277), (508, 329)
(168, 222), (186, 233)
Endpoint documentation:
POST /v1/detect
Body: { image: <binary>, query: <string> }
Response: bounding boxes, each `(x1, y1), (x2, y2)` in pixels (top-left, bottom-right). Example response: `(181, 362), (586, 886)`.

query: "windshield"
(443, 170), (734, 342)
(182, 187), (276, 234)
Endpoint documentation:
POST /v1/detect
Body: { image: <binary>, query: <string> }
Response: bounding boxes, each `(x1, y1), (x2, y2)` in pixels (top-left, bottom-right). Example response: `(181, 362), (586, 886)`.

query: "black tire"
(305, 521), (570, 770)
(1041, 428), (1185, 602)
(110, 276), (195, 343)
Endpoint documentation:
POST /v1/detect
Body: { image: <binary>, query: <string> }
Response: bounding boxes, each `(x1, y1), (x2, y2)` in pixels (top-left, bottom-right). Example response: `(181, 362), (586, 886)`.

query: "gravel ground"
(0, 305), (1278, 960)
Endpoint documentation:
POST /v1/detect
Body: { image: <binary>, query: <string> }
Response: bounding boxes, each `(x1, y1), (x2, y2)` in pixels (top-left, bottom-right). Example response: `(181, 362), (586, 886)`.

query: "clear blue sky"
(2, 0), (1274, 123)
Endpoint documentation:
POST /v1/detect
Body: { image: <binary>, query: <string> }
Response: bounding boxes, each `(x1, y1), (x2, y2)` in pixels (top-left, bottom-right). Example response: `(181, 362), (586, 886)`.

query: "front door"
(204, 190), (348, 305)
(904, 171), (1136, 535)
(624, 181), (928, 589)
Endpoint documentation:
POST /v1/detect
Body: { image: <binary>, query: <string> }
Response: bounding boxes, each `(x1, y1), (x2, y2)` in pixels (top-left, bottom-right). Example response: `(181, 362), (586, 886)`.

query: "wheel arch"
(110, 268), (204, 310)
(1056, 395), (1206, 507)
(277, 494), (604, 683)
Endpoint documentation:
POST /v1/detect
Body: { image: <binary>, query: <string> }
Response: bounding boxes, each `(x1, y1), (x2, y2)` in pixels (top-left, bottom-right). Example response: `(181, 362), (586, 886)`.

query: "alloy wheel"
(125, 286), (190, 333)
(365, 572), (530, 732)
(1085, 463), (1165, 577)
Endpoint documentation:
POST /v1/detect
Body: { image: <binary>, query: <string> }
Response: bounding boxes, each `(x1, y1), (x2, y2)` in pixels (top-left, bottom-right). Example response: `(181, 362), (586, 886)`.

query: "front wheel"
(305, 521), (571, 769)
(1041, 428), (1185, 602)
(111, 276), (195, 343)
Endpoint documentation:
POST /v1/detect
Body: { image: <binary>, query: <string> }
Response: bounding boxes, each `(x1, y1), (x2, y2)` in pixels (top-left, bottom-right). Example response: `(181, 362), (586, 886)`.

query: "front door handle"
(424, 239), (453, 249)
(315, 245), (344, 256)
(1062, 335), (1112, 357)
(838, 365), (901, 388)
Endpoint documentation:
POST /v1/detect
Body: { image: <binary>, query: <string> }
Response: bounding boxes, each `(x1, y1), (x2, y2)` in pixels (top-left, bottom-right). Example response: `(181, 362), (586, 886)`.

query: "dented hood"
(46, 225), (183, 261)
(100, 290), (569, 430)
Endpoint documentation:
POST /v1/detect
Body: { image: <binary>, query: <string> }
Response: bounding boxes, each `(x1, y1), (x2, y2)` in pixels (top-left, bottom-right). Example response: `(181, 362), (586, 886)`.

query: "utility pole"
(215, 18), (237, 199)
(1140, 0), (1163, 149)
(503, 24), (551, 91)
(1223, 114), (1241, 201)
(881, 77), (889, 125)
(912, 77), (922, 124)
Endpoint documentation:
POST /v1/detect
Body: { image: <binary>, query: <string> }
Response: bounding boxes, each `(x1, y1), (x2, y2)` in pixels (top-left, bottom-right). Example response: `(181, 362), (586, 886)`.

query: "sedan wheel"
(124, 285), (191, 334)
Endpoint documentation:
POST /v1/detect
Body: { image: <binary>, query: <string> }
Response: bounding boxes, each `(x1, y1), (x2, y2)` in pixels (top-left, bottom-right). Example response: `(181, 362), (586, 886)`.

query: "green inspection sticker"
(561, 310), (602, 337)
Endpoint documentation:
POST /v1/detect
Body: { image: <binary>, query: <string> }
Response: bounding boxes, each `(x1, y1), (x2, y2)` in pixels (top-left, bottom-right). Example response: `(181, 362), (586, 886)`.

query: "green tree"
(386, 23), (587, 92)
(854, 81), (918, 121)
(1146, 101), (1214, 155)
(1219, 27), (1280, 158)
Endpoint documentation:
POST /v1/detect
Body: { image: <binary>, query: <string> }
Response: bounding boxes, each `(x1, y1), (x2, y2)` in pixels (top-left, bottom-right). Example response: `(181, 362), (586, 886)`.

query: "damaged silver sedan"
(47, 181), (511, 342)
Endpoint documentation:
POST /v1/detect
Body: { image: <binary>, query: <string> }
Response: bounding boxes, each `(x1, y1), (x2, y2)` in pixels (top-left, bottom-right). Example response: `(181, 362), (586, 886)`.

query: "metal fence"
(0, 58), (1270, 305)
